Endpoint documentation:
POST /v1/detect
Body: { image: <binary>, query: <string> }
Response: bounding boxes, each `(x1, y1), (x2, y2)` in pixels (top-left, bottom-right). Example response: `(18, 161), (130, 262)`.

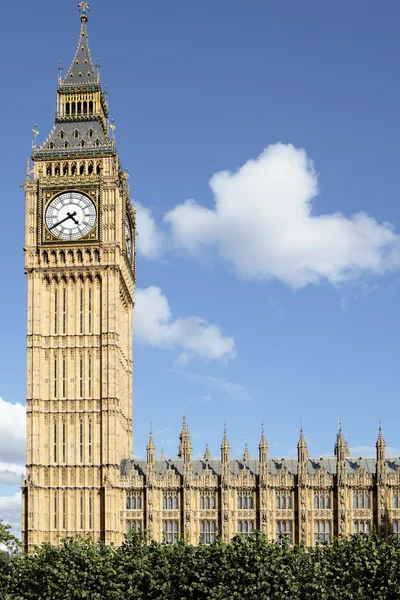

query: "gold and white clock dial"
(45, 191), (96, 240)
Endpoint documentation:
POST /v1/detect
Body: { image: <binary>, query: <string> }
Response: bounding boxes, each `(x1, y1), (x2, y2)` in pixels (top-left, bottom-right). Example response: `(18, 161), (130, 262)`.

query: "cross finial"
(32, 124), (39, 149)
(95, 58), (101, 72)
(110, 119), (116, 143)
(78, 2), (90, 23)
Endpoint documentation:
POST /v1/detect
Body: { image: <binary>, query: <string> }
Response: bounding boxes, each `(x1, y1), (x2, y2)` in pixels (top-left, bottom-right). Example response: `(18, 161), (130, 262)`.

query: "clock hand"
(50, 211), (79, 230)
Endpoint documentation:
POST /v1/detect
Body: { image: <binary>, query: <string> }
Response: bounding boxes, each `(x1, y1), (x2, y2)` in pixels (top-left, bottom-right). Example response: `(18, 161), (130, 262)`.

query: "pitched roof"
(63, 4), (98, 86)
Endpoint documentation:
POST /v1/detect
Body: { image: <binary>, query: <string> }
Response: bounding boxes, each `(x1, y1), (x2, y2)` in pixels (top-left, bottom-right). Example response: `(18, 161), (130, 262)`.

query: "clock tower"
(21, 2), (136, 552)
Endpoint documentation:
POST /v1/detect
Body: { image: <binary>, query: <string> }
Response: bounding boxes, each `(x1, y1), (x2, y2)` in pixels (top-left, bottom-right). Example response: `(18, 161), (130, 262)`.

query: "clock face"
(45, 192), (96, 241)
(125, 214), (133, 265)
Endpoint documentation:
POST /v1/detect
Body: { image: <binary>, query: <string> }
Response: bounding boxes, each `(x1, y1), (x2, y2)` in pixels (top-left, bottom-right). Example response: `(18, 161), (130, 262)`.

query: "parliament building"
(21, 4), (400, 552)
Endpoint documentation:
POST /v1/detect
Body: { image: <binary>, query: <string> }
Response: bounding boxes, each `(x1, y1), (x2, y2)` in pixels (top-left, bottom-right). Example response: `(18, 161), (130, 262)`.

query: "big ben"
(21, 2), (136, 552)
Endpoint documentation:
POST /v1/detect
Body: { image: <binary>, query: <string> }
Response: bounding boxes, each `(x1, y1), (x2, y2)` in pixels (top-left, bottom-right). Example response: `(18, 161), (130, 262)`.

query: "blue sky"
(2, 0), (400, 533)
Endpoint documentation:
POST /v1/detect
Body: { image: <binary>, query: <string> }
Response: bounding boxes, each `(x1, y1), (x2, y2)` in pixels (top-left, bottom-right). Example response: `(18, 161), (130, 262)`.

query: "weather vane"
(78, 1), (90, 14)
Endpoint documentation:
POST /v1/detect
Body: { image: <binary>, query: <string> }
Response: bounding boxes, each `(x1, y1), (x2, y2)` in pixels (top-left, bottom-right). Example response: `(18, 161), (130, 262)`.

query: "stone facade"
(21, 4), (400, 551)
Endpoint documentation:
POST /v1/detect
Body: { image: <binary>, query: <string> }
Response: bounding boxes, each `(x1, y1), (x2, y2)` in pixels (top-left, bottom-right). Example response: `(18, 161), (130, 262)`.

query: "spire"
(160, 442), (165, 460)
(146, 423), (155, 465)
(178, 414), (192, 466)
(334, 420), (349, 458)
(204, 442), (211, 461)
(221, 422), (230, 466)
(376, 420), (386, 463)
(63, 2), (98, 86)
(259, 422), (268, 467)
(243, 438), (250, 462)
(297, 427), (308, 462)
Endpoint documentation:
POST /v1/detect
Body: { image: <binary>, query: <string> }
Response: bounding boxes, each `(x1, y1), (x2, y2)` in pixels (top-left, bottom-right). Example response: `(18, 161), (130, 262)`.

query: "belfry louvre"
(21, 3), (400, 551)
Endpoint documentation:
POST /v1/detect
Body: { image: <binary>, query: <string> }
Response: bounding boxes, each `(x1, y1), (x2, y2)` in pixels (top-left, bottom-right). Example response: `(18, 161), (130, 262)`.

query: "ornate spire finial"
(78, 1), (90, 22)
(377, 419), (385, 447)
(110, 119), (116, 144)
(160, 441), (165, 460)
(204, 441), (211, 461)
(32, 124), (39, 149)
(243, 437), (250, 462)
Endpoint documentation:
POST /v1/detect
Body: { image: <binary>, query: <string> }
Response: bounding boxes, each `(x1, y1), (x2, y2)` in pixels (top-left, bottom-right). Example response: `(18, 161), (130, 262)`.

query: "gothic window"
(62, 491), (66, 529)
(79, 288), (84, 333)
(55, 164), (60, 175)
(71, 163), (77, 175)
(163, 520), (178, 544)
(276, 493), (292, 510)
(89, 492), (93, 529)
(393, 493), (399, 509)
(53, 357), (57, 399)
(62, 359), (66, 398)
(72, 102), (76, 114)
(42, 251), (48, 264)
(88, 354), (92, 397)
(80, 164), (85, 175)
(83, 101), (88, 114)
(62, 288), (67, 334)
(94, 250), (100, 263)
(66, 102), (70, 116)
(80, 140), (86, 148)
(64, 142), (69, 149)
(74, 130), (79, 138)
(54, 491), (57, 529)
(88, 163), (93, 174)
(49, 142), (55, 149)
(200, 493), (216, 510)
(95, 140), (100, 147)
(163, 493), (179, 510)
(63, 163), (68, 176)
(80, 492), (84, 529)
(77, 102), (82, 115)
(88, 422), (92, 463)
(353, 492), (370, 509)
(126, 494), (142, 510)
(354, 520), (371, 534)
(393, 521), (400, 539)
(79, 422), (83, 462)
(79, 358), (83, 398)
(89, 101), (93, 113)
(88, 129), (93, 138)
(60, 131), (65, 139)
(238, 521), (254, 539)
(237, 492), (254, 510)
(200, 521), (217, 544)
(314, 521), (331, 544)
(96, 163), (101, 174)
(53, 422), (57, 463)
(314, 493), (331, 510)
(54, 289), (58, 334)
(126, 521), (142, 534)
(46, 165), (52, 176)
(276, 520), (292, 542)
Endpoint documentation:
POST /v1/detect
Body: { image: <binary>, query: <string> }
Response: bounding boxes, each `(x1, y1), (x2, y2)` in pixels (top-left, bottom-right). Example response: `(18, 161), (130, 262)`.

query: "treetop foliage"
(1, 530), (400, 599)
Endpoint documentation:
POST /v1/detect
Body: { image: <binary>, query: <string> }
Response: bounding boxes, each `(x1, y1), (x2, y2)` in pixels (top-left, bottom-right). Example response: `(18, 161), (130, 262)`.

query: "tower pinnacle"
(63, 2), (97, 85)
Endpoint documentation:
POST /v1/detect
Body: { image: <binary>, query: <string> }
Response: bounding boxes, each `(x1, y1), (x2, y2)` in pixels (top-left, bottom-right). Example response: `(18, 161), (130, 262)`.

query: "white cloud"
(0, 493), (21, 537)
(0, 463), (25, 485)
(178, 370), (250, 402)
(135, 201), (163, 259)
(0, 398), (26, 465)
(164, 143), (400, 288)
(134, 286), (236, 362)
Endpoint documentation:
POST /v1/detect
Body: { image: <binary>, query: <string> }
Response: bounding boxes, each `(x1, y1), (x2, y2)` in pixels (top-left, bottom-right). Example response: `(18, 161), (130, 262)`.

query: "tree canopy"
(1, 529), (400, 599)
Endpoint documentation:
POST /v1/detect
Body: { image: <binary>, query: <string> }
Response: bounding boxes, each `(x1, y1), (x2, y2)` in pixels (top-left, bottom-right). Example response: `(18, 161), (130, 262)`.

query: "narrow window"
(89, 493), (93, 529)
(80, 492), (84, 529)
(62, 422), (66, 462)
(54, 491), (57, 529)
(62, 359), (66, 398)
(79, 358), (83, 398)
(80, 288), (84, 334)
(88, 288), (92, 333)
(88, 422), (92, 463)
(54, 357), (57, 398)
(54, 289), (58, 334)
(62, 491), (66, 529)
(53, 422), (57, 463)
(79, 422), (83, 462)
(88, 355), (92, 397)
(62, 289), (66, 334)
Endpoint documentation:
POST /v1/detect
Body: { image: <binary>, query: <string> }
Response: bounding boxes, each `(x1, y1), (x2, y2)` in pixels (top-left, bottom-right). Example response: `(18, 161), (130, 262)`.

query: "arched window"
(89, 100), (93, 114)
(237, 495), (242, 509)
(168, 496), (173, 509)
(200, 495), (204, 509)
(276, 495), (280, 510)
(126, 495), (131, 509)
(163, 496), (167, 510)
(77, 102), (82, 115)
(394, 493), (399, 509)
(173, 494), (178, 509)
(132, 496), (136, 510)
(248, 495), (254, 509)
(88, 163), (93, 174)
(71, 163), (77, 175)
(83, 101), (87, 114)
(46, 165), (51, 176)
(63, 163), (68, 176)
(66, 102), (70, 116)
(71, 102), (76, 115)
(205, 496), (210, 509)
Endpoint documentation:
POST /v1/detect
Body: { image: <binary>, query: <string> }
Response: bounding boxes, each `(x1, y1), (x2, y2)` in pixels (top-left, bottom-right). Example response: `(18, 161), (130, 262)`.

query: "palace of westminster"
(20, 3), (400, 552)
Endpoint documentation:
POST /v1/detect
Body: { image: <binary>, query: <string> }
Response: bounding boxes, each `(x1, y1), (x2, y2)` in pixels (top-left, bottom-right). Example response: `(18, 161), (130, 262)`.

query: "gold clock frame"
(41, 188), (99, 244)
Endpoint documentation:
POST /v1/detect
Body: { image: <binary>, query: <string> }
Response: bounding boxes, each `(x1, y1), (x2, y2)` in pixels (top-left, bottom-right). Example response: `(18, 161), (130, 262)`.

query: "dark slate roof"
(33, 120), (112, 158)
(63, 15), (98, 86)
(121, 456), (400, 479)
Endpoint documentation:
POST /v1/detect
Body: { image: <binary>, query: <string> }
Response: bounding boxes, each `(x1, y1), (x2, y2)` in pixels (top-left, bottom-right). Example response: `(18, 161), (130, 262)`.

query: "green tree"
(0, 519), (20, 554)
